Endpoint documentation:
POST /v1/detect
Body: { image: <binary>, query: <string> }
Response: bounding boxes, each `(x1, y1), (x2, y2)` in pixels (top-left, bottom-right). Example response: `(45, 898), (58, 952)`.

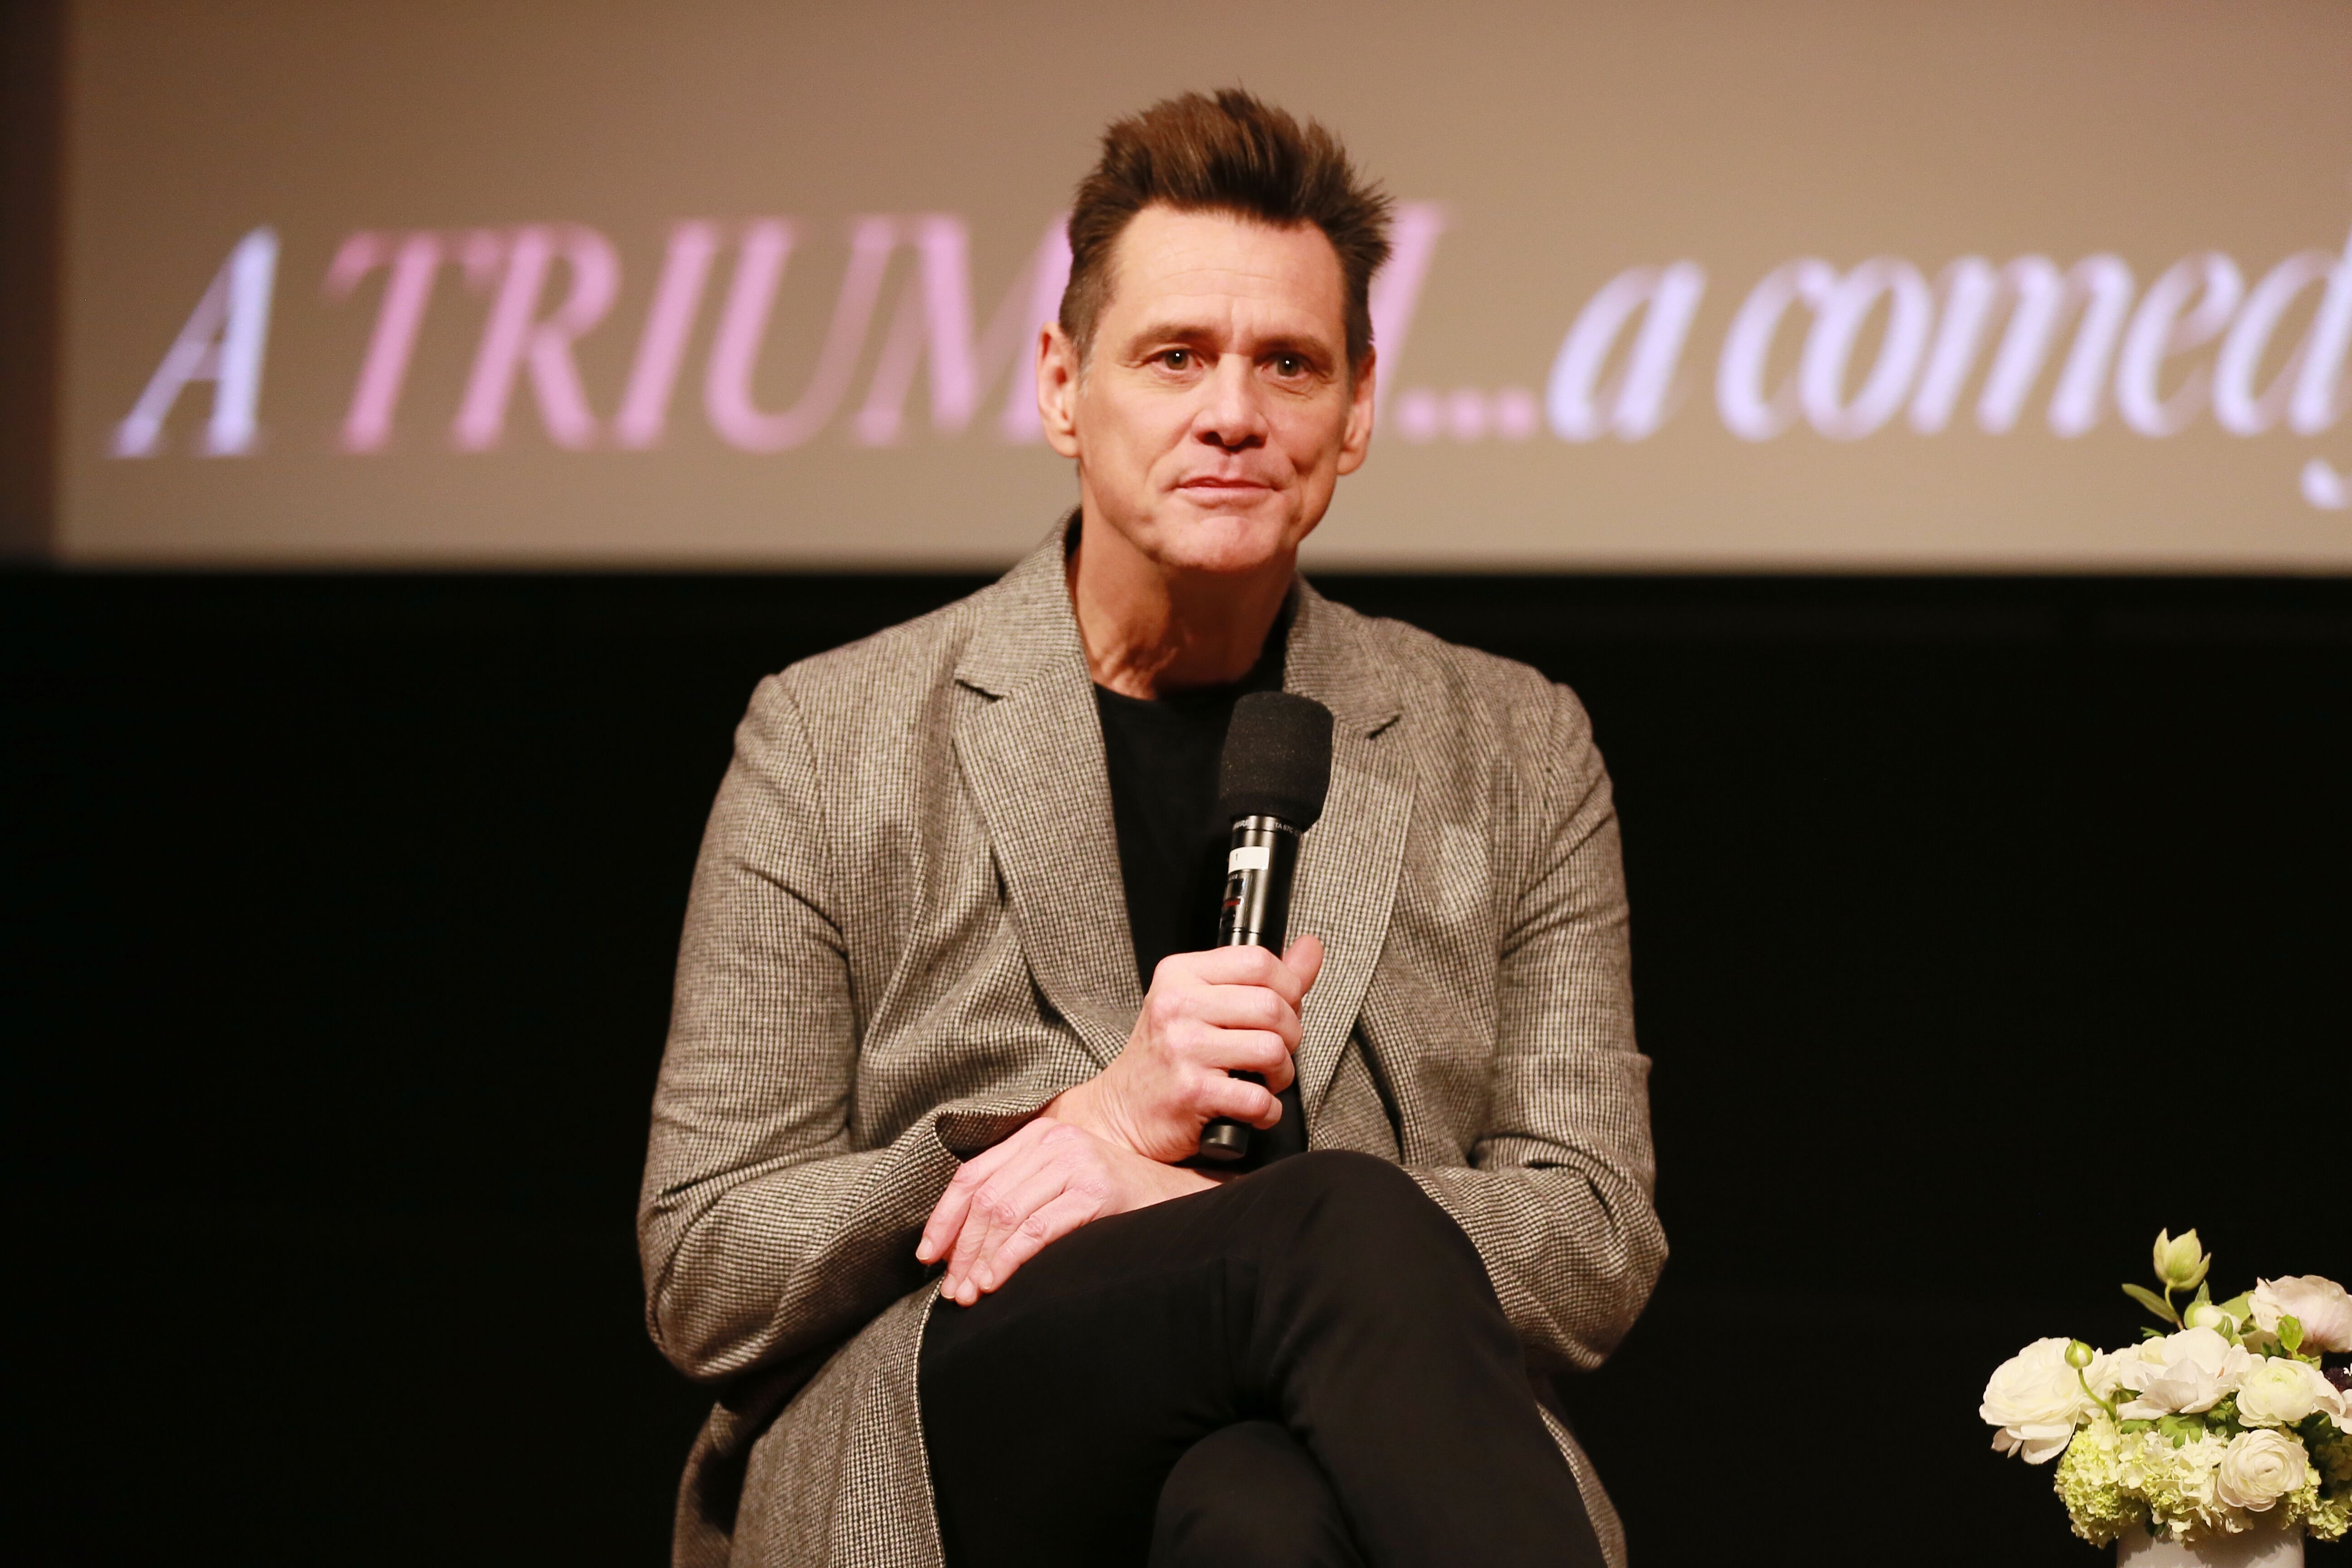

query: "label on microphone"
(1226, 844), (1272, 873)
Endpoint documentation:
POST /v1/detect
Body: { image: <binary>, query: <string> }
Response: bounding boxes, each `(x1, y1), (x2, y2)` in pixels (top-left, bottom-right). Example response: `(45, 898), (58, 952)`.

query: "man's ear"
(1037, 323), (1082, 459)
(1336, 346), (1377, 476)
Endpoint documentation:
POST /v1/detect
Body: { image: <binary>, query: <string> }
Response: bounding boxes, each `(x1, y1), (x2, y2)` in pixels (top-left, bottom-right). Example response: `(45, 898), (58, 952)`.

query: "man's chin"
(1149, 498), (1309, 577)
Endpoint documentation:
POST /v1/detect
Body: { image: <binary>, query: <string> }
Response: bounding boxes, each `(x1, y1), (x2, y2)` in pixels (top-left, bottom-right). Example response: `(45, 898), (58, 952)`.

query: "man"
(639, 90), (1664, 1568)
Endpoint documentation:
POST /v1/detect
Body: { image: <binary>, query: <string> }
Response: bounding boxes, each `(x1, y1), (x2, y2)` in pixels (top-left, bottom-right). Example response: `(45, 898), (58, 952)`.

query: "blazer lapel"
(952, 531), (1139, 1068)
(1282, 584), (1411, 1123)
(949, 541), (1412, 1103)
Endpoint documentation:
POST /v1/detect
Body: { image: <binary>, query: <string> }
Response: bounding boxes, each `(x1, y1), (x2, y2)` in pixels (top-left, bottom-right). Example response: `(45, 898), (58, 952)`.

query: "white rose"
(2214, 1429), (2310, 1513)
(2114, 1327), (2253, 1418)
(2234, 1356), (2339, 1427)
(1983, 1337), (2096, 1462)
(2250, 1275), (2352, 1354)
(2082, 1348), (2132, 1403)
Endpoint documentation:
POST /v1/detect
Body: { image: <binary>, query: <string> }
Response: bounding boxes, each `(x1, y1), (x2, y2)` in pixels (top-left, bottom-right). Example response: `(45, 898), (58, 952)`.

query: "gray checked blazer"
(638, 521), (1666, 1568)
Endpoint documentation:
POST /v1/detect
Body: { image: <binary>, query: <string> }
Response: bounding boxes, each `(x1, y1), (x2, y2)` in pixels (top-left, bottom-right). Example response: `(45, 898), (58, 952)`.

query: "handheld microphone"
(1197, 691), (1334, 1163)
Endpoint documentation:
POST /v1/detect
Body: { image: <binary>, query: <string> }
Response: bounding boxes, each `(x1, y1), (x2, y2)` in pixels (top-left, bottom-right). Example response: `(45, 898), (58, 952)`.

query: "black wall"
(7, 570), (2347, 1565)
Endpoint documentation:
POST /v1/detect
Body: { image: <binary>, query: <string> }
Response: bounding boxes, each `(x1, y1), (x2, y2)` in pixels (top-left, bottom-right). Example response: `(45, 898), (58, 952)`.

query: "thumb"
(1282, 932), (1326, 993)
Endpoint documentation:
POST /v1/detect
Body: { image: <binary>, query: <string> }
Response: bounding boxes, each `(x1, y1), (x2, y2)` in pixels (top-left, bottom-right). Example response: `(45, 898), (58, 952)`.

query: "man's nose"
(1192, 357), (1269, 451)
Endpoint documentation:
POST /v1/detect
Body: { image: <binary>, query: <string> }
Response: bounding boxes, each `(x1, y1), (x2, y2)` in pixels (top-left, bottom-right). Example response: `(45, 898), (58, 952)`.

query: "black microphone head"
(1218, 691), (1335, 829)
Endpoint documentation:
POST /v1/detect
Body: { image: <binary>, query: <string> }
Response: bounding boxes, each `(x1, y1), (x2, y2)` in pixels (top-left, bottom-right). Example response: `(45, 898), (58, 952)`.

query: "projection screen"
(55, 0), (2352, 568)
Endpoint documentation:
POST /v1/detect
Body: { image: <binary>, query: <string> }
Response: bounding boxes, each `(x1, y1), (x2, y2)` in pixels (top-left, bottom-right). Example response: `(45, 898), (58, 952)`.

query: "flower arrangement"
(1981, 1230), (2352, 1548)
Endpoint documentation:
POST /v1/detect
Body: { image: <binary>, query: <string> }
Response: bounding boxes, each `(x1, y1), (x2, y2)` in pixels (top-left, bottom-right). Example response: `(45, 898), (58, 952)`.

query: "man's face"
(1040, 205), (1376, 578)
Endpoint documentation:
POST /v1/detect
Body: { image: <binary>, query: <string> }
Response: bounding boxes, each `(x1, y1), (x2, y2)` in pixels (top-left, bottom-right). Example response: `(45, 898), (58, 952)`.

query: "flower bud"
(2153, 1229), (2212, 1292)
(2185, 1301), (2231, 1332)
(2065, 1340), (2095, 1369)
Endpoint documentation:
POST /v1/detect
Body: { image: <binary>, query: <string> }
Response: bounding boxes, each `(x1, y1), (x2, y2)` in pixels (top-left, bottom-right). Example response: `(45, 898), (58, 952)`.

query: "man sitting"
(638, 88), (1664, 1568)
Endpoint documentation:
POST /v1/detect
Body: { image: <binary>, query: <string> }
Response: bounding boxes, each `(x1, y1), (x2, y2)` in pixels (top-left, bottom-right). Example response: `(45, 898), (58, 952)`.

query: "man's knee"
(1230, 1152), (1508, 1330)
(1249, 1148), (1422, 1208)
(1246, 1152), (1467, 1260)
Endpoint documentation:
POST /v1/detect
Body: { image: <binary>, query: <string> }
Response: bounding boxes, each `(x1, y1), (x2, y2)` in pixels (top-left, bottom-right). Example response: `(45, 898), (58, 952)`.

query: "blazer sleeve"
(635, 675), (1039, 1386)
(1411, 682), (1667, 1374)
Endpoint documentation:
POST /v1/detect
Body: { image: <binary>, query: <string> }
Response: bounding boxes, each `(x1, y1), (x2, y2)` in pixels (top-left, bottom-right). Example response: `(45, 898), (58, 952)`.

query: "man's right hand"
(1048, 935), (1324, 1164)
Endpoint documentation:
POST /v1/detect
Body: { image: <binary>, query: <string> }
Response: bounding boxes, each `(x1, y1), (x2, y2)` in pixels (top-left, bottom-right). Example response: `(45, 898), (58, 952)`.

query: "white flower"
(2249, 1274), (2352, 1354)
(2114, 1326), (2252, 1419)
(1983, 1336), (2097, 1462)
(2154, 1229), (2213, 1291)
(2117, 1427), (2232, 1536)
(2214, 1429), (2310, 1513)
(2234, 1355), (2340, 1427)
(2081, 1347), (2132, 1403)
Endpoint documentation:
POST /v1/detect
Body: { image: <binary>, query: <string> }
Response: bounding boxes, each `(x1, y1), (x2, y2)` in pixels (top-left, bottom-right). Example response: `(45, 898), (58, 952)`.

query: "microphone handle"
(1197, 815), (1299, 1163)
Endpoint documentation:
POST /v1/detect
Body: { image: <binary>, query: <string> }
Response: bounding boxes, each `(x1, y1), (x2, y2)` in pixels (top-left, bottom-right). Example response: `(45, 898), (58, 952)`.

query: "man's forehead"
(1102, 206), (1346, 337)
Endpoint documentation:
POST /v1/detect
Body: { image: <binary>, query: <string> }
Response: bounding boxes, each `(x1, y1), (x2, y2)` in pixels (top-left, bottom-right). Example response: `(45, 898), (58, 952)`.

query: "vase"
(2117, 1524), (2303, 1568)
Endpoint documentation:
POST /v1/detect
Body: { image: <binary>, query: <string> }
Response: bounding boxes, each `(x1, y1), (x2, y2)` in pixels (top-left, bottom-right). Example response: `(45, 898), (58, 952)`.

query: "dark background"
(6, 568), (2346, 1565)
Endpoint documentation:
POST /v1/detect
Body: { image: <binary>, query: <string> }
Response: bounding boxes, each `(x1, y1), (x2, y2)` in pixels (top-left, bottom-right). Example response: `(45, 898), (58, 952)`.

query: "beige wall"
(58, 0), (2352, 568)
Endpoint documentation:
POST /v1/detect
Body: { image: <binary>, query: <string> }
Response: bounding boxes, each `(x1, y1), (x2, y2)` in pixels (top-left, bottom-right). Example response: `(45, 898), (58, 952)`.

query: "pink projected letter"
(1716, 260), (1835, 441)
(325, 230), (446, 453)
(1367, 203), (1448, 422)
(112, 227), (279, 458)
(1907, 256), (2136, 437)
(705, 217), (896, 452)
(1800, 259), (1934, 440)
(613, 221), (722, 449)
(2289, 224), (2352, 437)
(1546, 263), (1706, 441)
(453, 225), (622, 451)
(853, 214), (1073, 445)
(2115, 253), (2244, 438)
(2214, 248), (2336, 436)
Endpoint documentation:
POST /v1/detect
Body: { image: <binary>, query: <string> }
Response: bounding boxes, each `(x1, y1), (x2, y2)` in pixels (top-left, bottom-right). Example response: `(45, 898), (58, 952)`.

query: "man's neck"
(1068, 511), (1293, 701)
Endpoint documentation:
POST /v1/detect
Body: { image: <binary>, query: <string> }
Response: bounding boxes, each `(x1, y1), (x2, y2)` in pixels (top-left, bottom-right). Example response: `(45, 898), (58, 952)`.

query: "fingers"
(1148, 982), (1301, 1054)
(973, 1189), (1101, 1292)
(928, 1125), (1222, 1306)
(1211, 1029), (1296, 1092)
(1161, 944), (1313, 1008)
(1202, 1073), (1285, 1130)
(948, 1136), (1083, 1297)
(917, 1120), (1038, 1265)
(1283, 933), (1325, 993)
(1197, 982), (1303, 1042)
(935, 1121), (1120, 1305)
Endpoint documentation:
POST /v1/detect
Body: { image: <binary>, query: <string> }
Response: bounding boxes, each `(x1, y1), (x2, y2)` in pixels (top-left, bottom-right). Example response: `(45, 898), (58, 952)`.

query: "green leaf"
(2280, 1314), (2305, 1353)
(2156, 1413), (2205, 1448)
(2218, 1292), (2254, 1322)
(2139, 1326), (2165, 1340)
(2124, 1283), (2181, 1325)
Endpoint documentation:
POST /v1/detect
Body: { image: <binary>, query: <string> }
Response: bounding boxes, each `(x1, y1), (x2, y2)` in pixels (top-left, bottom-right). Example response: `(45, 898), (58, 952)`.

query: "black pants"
(919, 1151), (1608, 1568)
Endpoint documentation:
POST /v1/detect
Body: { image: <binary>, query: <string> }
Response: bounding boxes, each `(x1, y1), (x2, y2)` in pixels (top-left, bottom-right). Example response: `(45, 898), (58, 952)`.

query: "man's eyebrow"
(1119, 316), (1222, 348)
(1119, 319), (1338, 359)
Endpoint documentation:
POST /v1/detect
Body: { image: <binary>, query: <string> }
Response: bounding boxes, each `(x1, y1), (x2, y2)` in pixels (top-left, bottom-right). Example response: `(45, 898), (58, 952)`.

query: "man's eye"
(1157, 349), (1192, 370)
(1272, 354), (1308, 377)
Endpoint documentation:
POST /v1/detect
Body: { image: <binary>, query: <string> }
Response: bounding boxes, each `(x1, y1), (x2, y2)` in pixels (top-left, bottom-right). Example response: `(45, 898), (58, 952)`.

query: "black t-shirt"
(1093, 627), (1306, 1169)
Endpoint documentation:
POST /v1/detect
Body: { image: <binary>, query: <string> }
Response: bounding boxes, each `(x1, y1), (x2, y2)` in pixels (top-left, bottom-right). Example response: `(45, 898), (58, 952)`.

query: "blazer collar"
(951, 518), (1414, 1126)
(951, 517), (1406, 735)
(951, 521), (1137, 1068)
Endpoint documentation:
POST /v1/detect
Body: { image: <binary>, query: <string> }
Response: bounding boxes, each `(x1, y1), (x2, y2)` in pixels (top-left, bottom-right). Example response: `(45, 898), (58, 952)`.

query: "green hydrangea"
(2304, 1487), (2350, 1543)
(2301, 1423), (2352, 1543)
(2311, 1424), (2352, 1489)
(2113, 1426), (2234, 1541)
(2056, 1416), (2144, 1545)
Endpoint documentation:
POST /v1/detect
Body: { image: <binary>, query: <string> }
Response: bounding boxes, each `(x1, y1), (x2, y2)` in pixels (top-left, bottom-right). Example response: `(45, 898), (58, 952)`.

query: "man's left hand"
(916, 1117), (1215, 1306)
